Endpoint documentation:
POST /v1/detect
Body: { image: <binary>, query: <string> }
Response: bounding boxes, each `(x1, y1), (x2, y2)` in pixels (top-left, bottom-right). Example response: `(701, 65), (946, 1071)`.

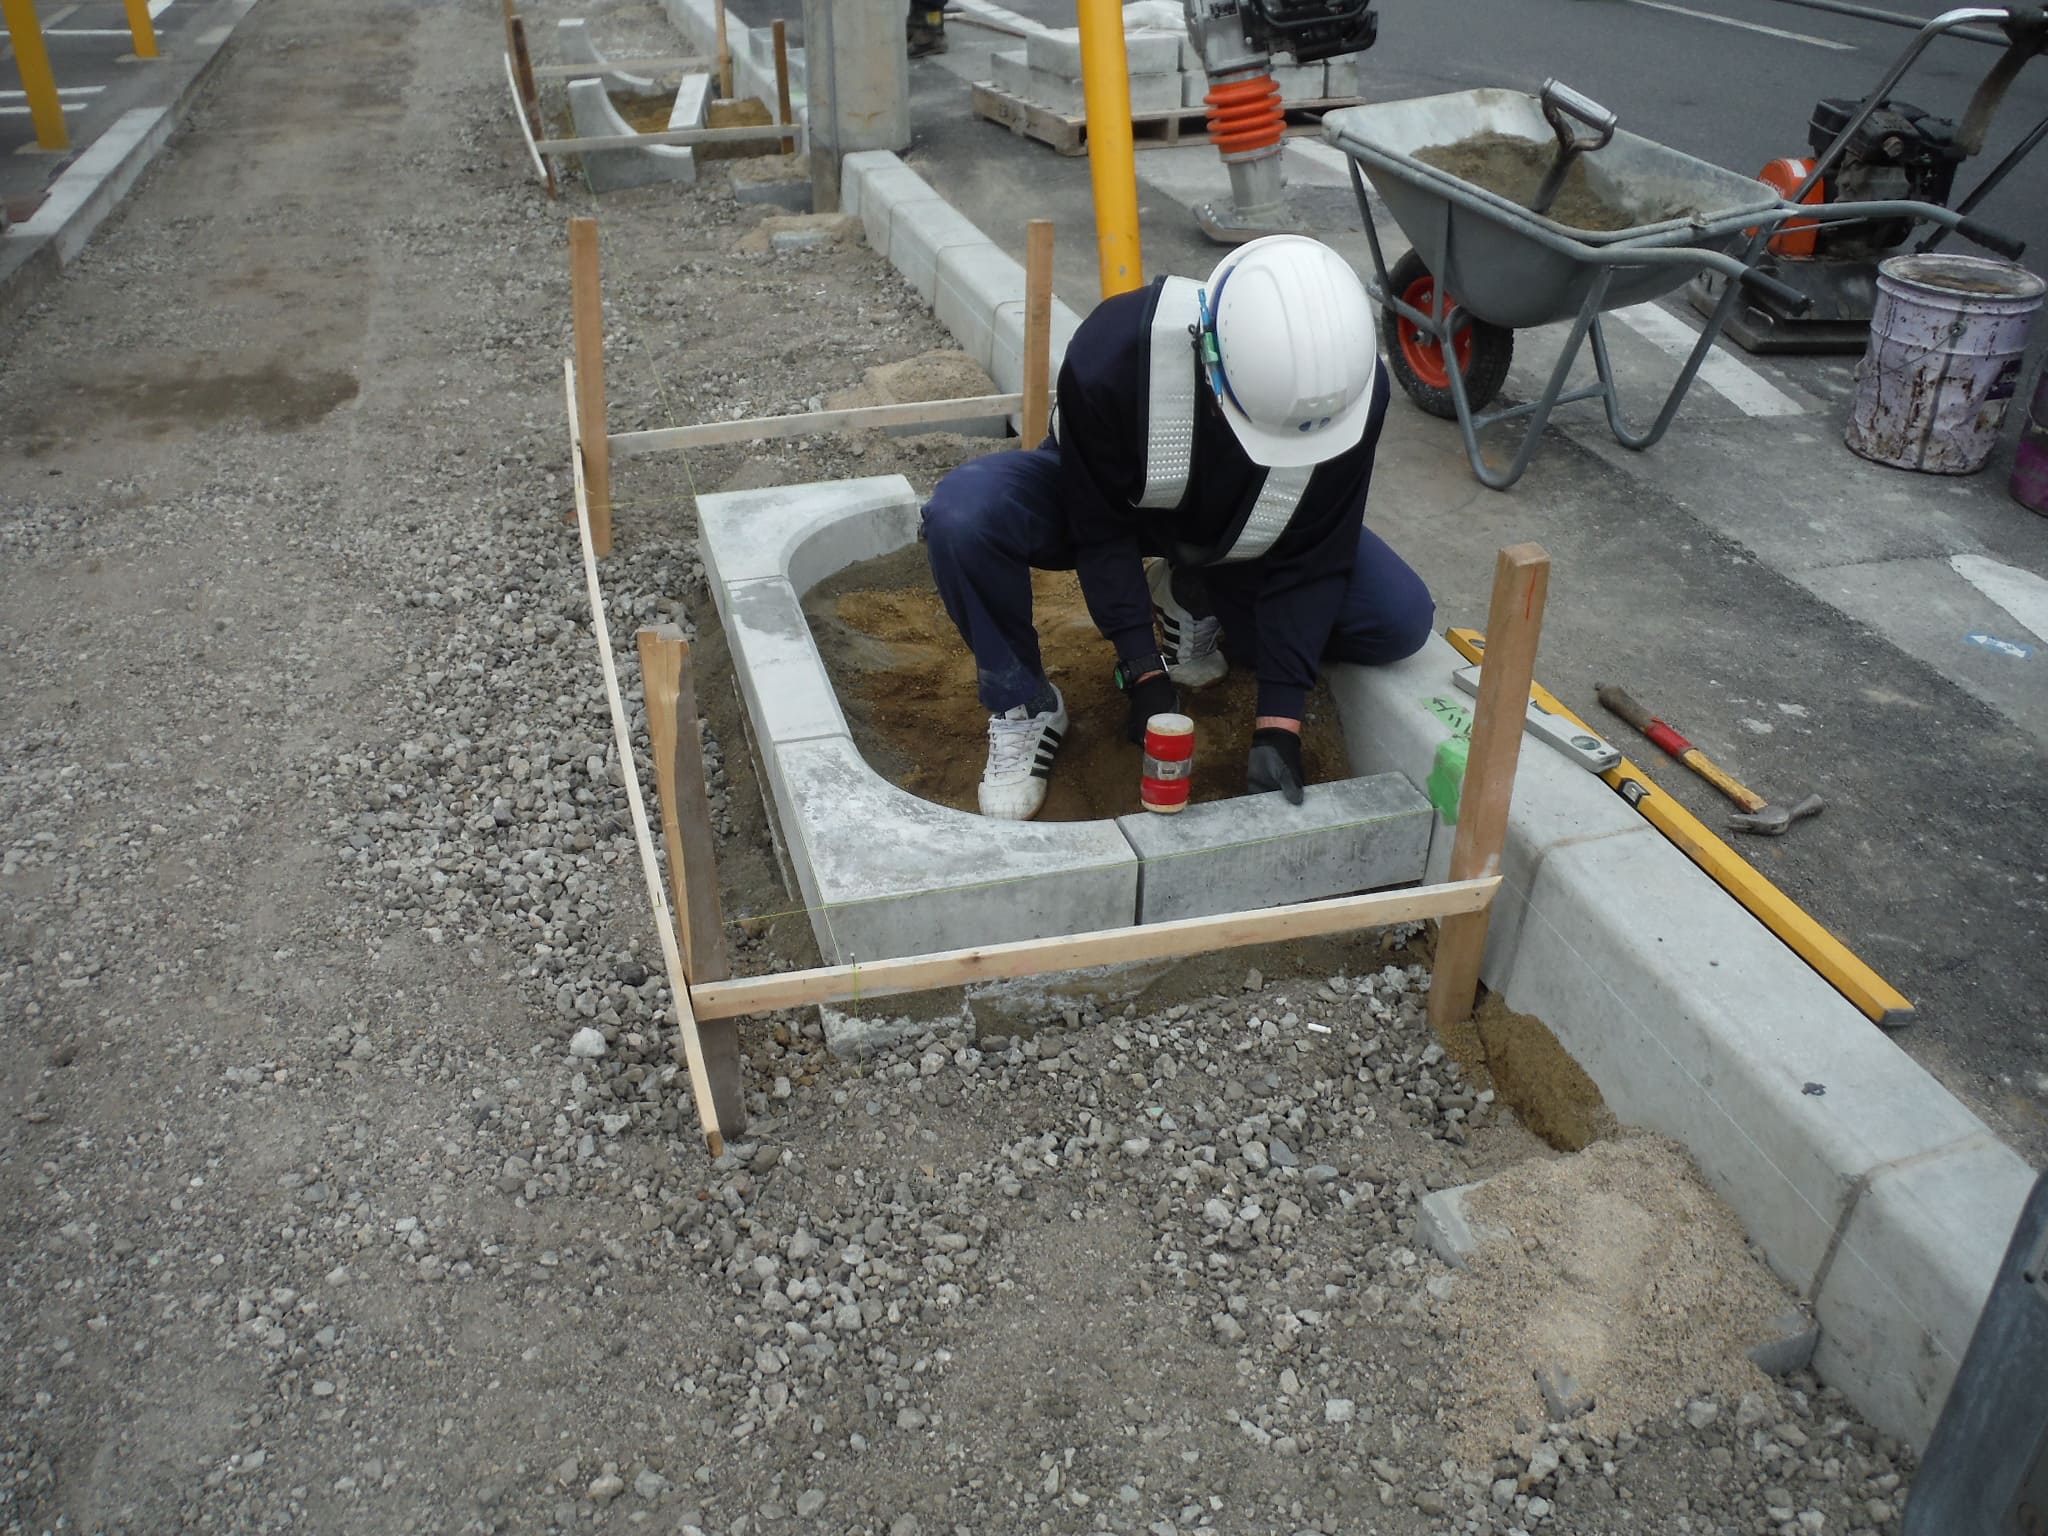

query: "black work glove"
(1125, 672), (1179, 744)
(1247, 727), (1305, 805)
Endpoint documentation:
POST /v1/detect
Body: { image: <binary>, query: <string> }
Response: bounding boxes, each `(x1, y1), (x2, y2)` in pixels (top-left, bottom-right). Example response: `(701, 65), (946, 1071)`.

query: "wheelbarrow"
(1323, 82), (2022, 489)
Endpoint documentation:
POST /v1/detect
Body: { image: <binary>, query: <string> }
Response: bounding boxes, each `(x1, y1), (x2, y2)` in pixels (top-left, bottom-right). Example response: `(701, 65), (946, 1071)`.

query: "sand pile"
(1443, 1134), (1796, 1456)
(1415, 131), (1688, 231)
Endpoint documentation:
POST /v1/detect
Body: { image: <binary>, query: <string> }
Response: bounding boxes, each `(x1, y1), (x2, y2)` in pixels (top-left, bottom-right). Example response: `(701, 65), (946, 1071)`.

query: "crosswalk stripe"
(1612, 302), (1805, 418)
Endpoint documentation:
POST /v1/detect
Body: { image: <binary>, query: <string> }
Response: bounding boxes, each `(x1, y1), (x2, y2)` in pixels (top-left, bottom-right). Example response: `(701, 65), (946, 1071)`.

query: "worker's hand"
(1247, 727), (1305, 805)
(1125, 672), (1179, 744)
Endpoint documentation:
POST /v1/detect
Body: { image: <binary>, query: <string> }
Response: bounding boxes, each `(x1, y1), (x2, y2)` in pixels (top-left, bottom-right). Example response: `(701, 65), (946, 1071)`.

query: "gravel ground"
(0, 0), (1921, 1531)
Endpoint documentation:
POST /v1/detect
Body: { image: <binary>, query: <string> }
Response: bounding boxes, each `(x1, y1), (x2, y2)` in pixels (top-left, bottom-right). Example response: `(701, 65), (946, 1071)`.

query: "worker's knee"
(1330, 549), (1435, 666)
(922, 449), (1063, 575)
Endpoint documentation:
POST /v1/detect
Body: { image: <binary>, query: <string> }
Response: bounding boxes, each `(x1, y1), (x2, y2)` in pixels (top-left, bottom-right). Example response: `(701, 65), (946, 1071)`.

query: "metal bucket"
(1845, 254), (2045, 475)
(2011, 360), (2048, 515)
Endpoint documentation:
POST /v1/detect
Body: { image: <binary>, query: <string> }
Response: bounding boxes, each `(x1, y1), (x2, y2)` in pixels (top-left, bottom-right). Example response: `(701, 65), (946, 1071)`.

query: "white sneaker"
(1147, 559), (1227, 689)
(977, 686), (1067, 821)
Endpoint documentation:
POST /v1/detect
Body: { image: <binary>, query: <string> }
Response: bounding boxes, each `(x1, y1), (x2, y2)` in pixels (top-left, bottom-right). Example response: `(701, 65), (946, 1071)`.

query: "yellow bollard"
(122, 0), (158, 58)
(2, 0), (69, 150)
(1076, 0), (1141, 297)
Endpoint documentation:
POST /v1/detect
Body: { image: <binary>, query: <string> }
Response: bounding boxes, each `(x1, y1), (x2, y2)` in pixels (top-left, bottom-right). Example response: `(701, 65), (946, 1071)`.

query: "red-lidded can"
(1141, 713), (1195, 813)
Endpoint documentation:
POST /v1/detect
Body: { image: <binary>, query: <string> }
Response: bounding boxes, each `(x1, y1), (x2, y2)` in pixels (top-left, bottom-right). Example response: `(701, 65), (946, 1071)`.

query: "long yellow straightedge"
(1446, 627), (1912, 1027)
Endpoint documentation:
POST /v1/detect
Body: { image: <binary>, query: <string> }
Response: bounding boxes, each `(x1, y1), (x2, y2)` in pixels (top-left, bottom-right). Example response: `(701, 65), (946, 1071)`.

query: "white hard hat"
(1201, 236), (1379, 468)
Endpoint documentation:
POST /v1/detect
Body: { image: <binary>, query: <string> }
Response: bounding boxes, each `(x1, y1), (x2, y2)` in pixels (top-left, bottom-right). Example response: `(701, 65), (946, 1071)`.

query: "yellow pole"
(122, 0), (158, 58)
(2, 0), (69, 150)
(1076, 0), (1141, 296)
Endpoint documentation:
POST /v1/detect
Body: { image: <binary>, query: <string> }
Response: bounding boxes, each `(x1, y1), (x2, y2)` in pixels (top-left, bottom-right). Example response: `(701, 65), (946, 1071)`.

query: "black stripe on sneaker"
(1031, 764), (1052, 779)
(1040, 727), (1063, 746)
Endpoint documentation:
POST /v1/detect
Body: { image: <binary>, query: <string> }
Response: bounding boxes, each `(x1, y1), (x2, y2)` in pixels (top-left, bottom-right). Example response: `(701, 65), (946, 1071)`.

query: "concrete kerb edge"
(566, 78), (698, 192)
(0, 0), (262, 330)
(831, 152), (2028, 1450)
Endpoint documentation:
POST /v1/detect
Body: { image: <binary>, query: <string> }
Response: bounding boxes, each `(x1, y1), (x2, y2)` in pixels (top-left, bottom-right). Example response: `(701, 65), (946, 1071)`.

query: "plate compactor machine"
(1184, 0), (1380, 242)
(1691, 3), (2046, 352)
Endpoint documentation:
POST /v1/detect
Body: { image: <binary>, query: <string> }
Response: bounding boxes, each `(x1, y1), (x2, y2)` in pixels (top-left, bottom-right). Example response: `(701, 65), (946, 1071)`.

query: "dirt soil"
(1431, 990), (1618, 1153)
(807, 546), (1352, 820)
(1415, 132), (1687, 232)
(0, 0), (1921, 1530)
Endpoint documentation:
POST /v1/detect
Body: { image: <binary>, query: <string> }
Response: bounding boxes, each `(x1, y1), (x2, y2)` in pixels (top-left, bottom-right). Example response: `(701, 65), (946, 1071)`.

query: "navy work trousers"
(921, 446), (1436, 713)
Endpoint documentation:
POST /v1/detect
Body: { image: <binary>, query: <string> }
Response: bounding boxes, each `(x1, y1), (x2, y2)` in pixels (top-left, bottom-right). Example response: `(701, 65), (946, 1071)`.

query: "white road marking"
(44, 27), (149, 37)
(1951, 554), (2048, 642)
(0, 85), (103, 97)
(1623, 0), (1854, 49)
(1613, 301), (1805, 417)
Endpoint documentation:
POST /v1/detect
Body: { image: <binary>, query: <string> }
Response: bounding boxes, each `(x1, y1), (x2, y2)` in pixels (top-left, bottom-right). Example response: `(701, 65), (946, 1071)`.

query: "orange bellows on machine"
(1204, 73), (1286, 158)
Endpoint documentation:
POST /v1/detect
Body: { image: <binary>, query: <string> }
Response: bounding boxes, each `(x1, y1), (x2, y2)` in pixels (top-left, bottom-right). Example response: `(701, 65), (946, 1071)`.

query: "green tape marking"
(1427, 736), (1468, 825)
(1423, 694), (1474, 741)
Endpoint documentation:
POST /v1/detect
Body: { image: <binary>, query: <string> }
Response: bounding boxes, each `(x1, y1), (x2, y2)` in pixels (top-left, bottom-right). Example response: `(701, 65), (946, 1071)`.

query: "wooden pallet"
(971, 80), (1361, 157)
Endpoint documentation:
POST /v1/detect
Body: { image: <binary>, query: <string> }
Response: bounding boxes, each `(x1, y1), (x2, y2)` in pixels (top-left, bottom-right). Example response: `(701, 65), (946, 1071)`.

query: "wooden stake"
(499, 0), (519, 68)
(1427, 543), (1551, 1035)
(609, 393), (1024, 458)
(637, 625), (747, 1136)
(714, 0), (734, 100)
(509, 15), (556, 198)
(691, 877), (1501, 1022)
(569, 218), (612, 556)
(1022, 219), (1055, 446)
(772, 19), (794, 155)
(564, 361), (725, 1154)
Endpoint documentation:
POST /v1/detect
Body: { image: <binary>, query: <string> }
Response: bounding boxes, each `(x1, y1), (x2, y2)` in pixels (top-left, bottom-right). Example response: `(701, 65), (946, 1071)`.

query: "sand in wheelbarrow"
(1417, 131), (1691, 232)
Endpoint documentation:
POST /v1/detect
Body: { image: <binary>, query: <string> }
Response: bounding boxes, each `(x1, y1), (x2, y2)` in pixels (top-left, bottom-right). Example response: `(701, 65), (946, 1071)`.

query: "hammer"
(1596, 684), (1824, 837)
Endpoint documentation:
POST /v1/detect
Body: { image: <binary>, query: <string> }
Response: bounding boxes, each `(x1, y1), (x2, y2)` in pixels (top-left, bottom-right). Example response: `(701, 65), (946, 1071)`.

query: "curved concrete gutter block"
(670, 72), (713, 131)
(1117, 776), (1431, 923)
(567, 78), (698, 192)
(559, 18), (655, 95)
(935, 244), (1028, 372)
(1812, 1137), (2038, 1446)
(887, 199), (989, 305)
(777, 735), (1138, 966)
(716, 578), (850, 766)
(698, 474), (920, 594)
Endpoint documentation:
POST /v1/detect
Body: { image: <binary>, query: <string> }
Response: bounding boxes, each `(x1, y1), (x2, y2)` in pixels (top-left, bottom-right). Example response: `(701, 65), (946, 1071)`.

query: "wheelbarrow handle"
(1953, 215), (2027, 259)
(1735, 264), (1816, 315)
(1540, 79), (1619, 152)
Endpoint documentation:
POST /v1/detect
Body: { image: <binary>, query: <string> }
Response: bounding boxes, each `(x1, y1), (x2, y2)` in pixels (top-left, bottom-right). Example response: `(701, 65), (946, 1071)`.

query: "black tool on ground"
(1529, 79), (1618, 216)
(1690, 4), (2044, 352)
(1900, 1171), (2048, 1533)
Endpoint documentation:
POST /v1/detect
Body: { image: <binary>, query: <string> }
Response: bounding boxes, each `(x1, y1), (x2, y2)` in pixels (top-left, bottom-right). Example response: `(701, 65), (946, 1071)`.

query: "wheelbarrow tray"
(1324, 89), (1781, 328)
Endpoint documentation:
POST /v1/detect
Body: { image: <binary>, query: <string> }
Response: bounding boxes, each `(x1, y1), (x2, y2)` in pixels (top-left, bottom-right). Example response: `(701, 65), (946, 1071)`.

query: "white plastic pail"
(1845, 253), (2044, 475)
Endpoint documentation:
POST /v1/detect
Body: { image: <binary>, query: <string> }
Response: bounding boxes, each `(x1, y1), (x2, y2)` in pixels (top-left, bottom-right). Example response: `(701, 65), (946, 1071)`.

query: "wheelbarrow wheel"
(1382, 250), (1514, 421)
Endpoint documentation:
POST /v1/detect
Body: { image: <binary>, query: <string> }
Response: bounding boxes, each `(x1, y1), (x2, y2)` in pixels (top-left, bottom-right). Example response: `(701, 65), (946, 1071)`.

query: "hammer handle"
(1596, 684), (1768, 813)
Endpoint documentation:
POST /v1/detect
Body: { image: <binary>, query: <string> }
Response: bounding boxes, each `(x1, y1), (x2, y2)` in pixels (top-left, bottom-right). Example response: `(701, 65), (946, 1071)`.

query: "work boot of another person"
(1247, 727), (1305, 805)
(1146, 559), (1227, 689)
(907, 9), (947, 55)
(979, 684), (1066, 821)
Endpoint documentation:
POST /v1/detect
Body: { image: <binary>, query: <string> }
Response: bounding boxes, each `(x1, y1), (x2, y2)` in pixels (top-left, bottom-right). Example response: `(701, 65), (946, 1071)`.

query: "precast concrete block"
(1019, 67), (1184, 118)
(1811, 1135), (2035, 1447)
(1026, 26), (1183, 76)
(558, 18), (657, 95)
(711, 578), (851, 769)
(567, 78), (698, 192)
(886, 198), (989, 304)
(991, 48), (1030, 99)
(776, 736), (1141, 967)
(990, 296), (1082, 396)
(845, 156), (944, 257)
(697, 474), (920, 594)
(1115, 774), (1430, 923)
(1183, 71), (1208, 109)
(1273, 62), (1325, 103)
(1323, 52), (1368, 99)
(669, 72), (713, 130)
(934, 244), (1028, 372)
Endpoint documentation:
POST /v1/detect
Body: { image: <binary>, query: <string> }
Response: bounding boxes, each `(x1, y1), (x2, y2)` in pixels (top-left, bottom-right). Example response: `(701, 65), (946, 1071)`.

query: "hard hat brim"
(1214, 355), (1379, 469)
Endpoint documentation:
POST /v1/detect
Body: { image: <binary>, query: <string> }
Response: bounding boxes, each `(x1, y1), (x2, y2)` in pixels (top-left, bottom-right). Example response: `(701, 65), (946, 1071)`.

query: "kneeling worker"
(922, 235), (1434, 821)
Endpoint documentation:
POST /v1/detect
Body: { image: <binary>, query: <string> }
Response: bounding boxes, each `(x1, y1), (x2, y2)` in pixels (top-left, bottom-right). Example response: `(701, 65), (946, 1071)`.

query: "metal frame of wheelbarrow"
(1344, 159), (2000, 490)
